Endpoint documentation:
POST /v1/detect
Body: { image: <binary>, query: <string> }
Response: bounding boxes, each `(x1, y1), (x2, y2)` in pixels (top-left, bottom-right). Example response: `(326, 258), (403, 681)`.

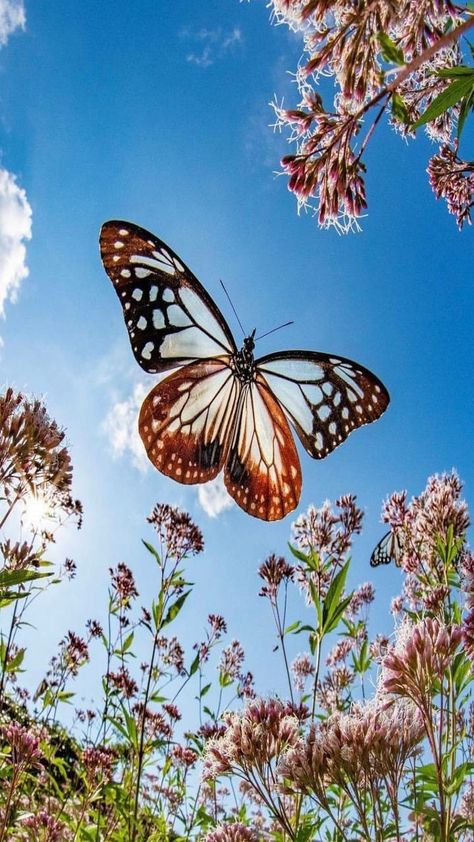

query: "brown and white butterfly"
(100, 221), (390, 521)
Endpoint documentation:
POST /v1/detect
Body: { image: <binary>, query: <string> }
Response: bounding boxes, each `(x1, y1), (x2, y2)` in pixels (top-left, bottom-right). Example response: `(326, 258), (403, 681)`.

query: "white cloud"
(102, 373), (234, 518)
(0, 167), (32, 318)
(0, 0), (25, 47)
(182, 25), (242, 68)
(198, 473), (234, 518)
(102, 381), (150, 473)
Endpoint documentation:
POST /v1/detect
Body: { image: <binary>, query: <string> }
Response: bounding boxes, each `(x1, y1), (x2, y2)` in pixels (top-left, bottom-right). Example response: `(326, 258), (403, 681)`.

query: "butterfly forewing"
(139, 360), (241, 484)
(370, 531), (403, 567)
(256, 351), (390, 459)
(224, 375), (302, 521)
(100, 221), (236, 373)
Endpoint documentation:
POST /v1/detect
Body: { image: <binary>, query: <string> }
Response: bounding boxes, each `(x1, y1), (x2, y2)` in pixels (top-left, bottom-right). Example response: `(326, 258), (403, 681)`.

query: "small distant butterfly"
(370, 530), (403, 567)
(100, 221), (390, 521)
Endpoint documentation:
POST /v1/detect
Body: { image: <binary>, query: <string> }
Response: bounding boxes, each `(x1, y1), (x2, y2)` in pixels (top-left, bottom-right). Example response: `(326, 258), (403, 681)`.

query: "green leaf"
(218, 671), (233, 688)
(200, 683), (211, 698)
(284, 620), (302, 634)
(122, 631), (134, 653)
(436, 65), (474, 78)
(5, 647), (25, 673)
(458, 91), (474, 139)
(412, 76), (474, 128)
(0, 592), (28, 606)
(0, 568), (51, 588)
(189, 653), (200, 676)
(287, 542), (308, 564)
(377, 32), (405, 65)
(391, 92), (410, 124)
(323, 595), (353, 635)
(142, 539), (162, 566)
(162, 590), (191, 628)
(322, 560), (350, 625)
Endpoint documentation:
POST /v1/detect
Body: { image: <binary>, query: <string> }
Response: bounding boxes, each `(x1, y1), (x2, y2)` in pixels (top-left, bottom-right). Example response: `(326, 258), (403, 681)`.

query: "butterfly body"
(100, 220), (390, 521)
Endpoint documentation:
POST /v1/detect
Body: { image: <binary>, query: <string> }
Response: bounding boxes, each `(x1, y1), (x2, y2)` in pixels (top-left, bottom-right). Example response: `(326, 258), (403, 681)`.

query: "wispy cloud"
(198, 474), (234, 518)
(0, 0), (25, 47)
(102, 380), (151, 473)
(0, 167), (32, 320)
(102, 372), (234, 518)
(181, 25), (242, 68)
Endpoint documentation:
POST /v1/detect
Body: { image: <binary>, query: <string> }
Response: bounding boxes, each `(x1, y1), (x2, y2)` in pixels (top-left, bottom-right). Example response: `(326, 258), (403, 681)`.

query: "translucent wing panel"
(256, 351), (390, 459)
(100, 221), (236, 373)
(224, 374), (301, 521)
(139, 360), (240, 483)
(370, 531), (403, 568)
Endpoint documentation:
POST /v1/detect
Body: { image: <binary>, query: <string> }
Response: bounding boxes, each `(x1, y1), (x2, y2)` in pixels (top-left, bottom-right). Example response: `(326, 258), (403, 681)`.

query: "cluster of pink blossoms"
(265, 0), (474, 229)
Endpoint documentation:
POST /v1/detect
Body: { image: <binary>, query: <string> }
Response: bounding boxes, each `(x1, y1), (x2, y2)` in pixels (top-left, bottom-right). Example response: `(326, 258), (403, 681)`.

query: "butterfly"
(370, 530), (403, 567)
(100, 220), (390, 521)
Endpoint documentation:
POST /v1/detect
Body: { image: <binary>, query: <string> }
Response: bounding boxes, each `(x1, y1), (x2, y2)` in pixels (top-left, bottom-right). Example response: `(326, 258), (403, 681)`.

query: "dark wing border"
(256, 349), (390, 459)
(100, 220), (237, 373)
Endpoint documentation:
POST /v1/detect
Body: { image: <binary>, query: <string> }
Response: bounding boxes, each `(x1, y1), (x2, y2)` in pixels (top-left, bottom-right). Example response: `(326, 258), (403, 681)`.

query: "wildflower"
(163, 702), (181, 721)
(459, 780), (474, 822)
(22, 810), (65, 841)
(369, 634), (390, 663)
(238, 671), (256, 699)
(279, 698), (423, 807)
(346, 582), (375, 618)
(62, 557), (77, 578)
(61, 631), (89, 676)
(2, 722), (42, 767)
(461, 551), (474, 608)
(107, 666), (138, 698)
(462, 610), (474, 662)
(291, 653), (314, 691)
(86, 618), (103, 638)
(428, 143), (474, 228)
(292, 495), (363, 561)
(208, 613), (227, 635)
(203, 698), (300, 780)
(0, 388), (82, 533)
(109, 562), (138, 608)
(317, 665), (354, 713)
(258, 554), (294, 597)
(326, 638), (354, 667)
(172, 744), (198, 767)
(160, 635), (185, 675)
(390, 595), (404, 615)
(148, 502), (204, 557)
(383, 618), (462, 704)
(0, 539), (40, 570)
(205, 823), (259, 841)
(198, 722), (227, 741)
(82, 745), (116, 783)
(219, 639), (245, 682)
(382, 472), (469, 575)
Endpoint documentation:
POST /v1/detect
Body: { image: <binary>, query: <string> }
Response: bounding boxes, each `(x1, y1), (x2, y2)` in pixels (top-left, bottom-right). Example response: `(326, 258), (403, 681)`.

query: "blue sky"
(0, 0), (473, 706)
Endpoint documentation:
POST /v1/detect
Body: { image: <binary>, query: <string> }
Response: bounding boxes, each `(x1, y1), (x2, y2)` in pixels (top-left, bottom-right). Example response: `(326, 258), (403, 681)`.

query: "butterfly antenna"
(220, 279), (246, 337)
(255, 321), (294, 341)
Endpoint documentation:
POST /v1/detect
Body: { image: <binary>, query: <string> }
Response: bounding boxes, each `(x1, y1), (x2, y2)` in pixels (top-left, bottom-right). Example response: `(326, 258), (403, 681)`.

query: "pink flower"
(383, 618), (462, 705)
(428, 144), (474, 229)
(205, 823), (259, 842)
(291, 653), (315, 691)
(258, 554), (294, 598)
(203, 698), (300, 780)
(147, 503), (204, 557)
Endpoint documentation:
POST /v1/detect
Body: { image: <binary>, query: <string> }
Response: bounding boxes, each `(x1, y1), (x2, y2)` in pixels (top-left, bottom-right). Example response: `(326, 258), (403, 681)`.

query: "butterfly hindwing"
(224, 375), (302, 521)
(256, 351), (390, 459)
(100, 221), (236, 374)
(139, 360), (240, 484)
